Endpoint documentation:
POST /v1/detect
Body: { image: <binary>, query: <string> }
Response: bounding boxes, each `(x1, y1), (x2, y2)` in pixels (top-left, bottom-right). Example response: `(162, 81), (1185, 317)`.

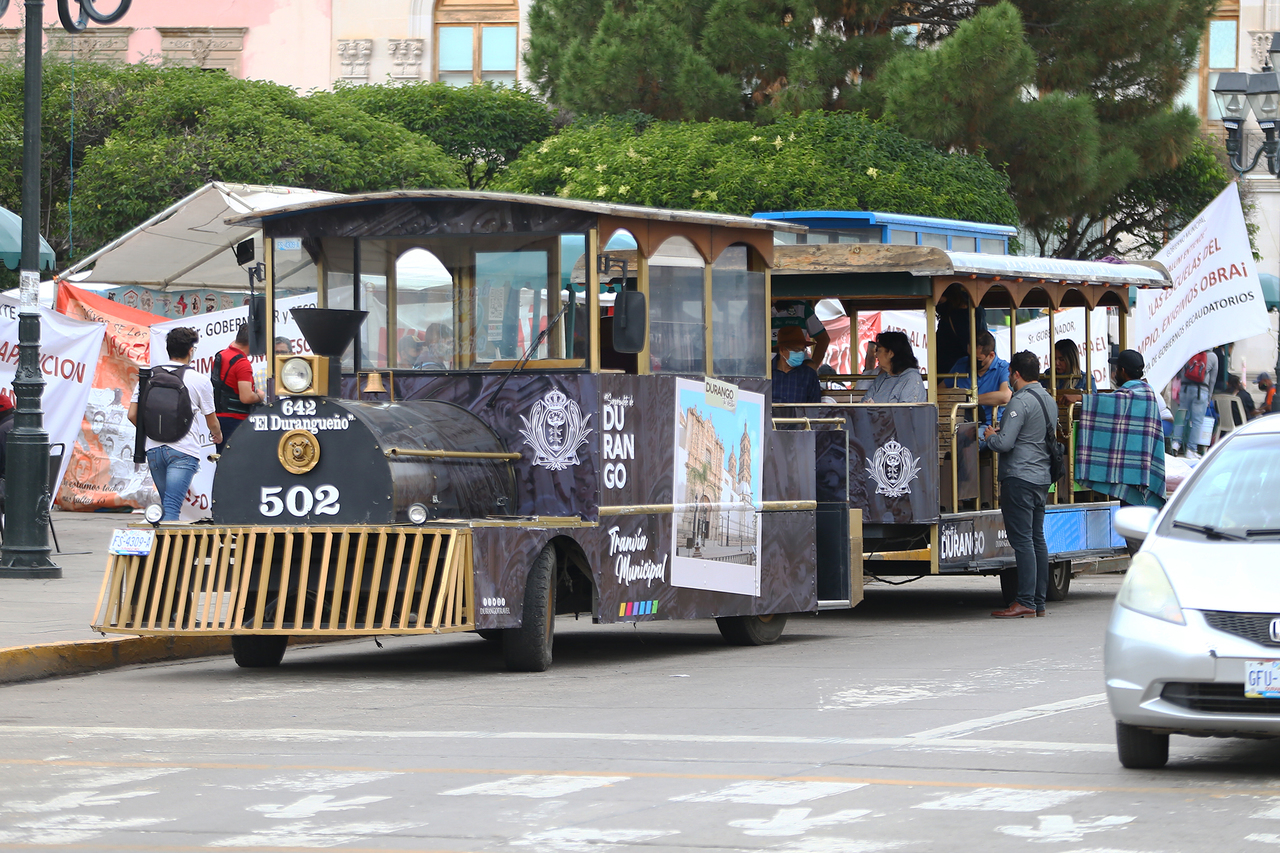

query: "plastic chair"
(1212, 394), (1245, 444)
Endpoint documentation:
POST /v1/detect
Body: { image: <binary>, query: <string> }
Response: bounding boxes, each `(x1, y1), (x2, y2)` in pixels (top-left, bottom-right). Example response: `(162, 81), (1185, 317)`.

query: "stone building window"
(1178, 2), (1239, 122)
(434, 0), (518, 86)
(46, 27), (132, 64)
(157, 27), (247, 76)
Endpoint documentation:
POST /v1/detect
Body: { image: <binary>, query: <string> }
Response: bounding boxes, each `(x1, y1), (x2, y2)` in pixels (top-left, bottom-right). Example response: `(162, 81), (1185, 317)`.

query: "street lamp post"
(0, 0), (130, 579)
(1212, 32), (1280, 382)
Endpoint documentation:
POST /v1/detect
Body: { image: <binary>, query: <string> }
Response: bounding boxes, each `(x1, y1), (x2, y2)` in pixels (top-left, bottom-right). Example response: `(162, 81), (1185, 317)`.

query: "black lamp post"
(0, 0), (130, 579)
(1213, 33), (1280, 176)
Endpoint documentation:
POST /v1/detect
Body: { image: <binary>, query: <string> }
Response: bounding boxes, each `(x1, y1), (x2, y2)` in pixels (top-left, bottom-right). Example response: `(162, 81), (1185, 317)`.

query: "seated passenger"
(946, 330), (1010, 425)
(771, 325), (821, 405)
(1042, 338), (1095, 404)
(398, 334), (423, 368)
(861, 331), (927, 404)
(420, 323), (454, 369)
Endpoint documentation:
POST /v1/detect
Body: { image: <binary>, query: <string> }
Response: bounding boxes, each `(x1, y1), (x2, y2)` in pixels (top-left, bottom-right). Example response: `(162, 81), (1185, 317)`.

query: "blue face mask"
(786, 350), (805, 368)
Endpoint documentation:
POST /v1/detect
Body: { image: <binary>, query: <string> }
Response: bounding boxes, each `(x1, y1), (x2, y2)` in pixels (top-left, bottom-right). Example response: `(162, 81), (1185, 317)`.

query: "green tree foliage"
(496, 111), (1018, 226)
(331, 81), (555, 189)
(875, 1), (1218, 257)
(71, 69), (465, 254)
(527, 0), (1221, 258)
(525, 0), (903, 121)
(0, 63), (466, 271)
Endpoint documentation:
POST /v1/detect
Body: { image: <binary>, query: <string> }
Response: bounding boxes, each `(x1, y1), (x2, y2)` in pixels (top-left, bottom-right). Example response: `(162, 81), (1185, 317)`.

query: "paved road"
(3, 573), (1279, 852)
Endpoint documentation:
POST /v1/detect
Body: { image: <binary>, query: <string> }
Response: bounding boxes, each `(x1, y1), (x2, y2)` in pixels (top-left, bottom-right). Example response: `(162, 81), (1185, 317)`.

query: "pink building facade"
(0, 0), (531, 93)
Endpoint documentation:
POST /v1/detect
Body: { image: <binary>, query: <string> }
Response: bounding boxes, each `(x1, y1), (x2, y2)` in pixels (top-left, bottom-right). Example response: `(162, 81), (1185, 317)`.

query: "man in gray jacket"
(984, 350), (1057, 619)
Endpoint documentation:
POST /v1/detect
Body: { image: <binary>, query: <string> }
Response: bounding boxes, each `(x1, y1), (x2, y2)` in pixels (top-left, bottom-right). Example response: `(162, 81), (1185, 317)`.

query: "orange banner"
(55, 283), (166, 511)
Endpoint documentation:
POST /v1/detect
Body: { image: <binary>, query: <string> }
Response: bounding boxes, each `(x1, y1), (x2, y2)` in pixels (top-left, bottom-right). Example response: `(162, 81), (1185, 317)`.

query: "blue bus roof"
(752, 210), (1018, 237)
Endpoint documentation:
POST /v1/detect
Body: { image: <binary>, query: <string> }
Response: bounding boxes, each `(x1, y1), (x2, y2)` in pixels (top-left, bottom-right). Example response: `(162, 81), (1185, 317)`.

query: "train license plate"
(1246, 660), (1280, 699)
(108, 528), (155, 556)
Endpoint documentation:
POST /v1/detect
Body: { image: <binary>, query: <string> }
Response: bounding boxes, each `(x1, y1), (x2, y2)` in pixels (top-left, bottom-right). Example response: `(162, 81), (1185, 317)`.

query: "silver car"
(1106, 413), (1280, 769)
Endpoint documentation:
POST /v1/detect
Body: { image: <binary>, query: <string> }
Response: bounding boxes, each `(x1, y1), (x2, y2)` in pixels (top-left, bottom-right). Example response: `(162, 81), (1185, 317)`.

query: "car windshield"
(1169, 432), (1280, 538)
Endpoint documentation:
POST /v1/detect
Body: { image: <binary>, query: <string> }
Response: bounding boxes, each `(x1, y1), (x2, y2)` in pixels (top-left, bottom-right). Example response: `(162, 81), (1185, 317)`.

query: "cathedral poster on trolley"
(670, 377), (764, 596)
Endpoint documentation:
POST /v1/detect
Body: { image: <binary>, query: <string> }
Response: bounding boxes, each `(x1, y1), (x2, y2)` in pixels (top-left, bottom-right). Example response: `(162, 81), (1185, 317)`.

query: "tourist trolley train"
(90, 194), (1170, 670)
(761, 215), (1171, 599)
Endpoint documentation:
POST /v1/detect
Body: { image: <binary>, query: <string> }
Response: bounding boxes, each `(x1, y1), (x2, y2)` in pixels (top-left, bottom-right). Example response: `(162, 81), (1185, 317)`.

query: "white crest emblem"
(867, 439), (922, 498)
(519, 389), (593, 471)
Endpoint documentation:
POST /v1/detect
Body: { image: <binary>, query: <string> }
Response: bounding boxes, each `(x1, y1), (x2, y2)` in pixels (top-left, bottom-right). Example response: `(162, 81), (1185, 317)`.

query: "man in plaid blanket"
(1076, 349), (1166, 508)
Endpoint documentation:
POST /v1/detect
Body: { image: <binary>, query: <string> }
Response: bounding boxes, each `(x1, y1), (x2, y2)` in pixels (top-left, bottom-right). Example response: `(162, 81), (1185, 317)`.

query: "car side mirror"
(1114, 505), (1160, 546)
(612, 290), (646, 354)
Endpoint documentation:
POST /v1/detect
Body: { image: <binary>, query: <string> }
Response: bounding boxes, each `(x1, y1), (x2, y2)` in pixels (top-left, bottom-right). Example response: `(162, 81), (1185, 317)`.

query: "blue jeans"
(1000, 476), (1049, 610)
(1179, 384), (1209, 448)
(146, 446), (200, 521)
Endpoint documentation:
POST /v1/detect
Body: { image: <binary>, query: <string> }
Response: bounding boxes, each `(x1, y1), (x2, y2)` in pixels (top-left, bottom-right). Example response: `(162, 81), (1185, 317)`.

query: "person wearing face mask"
(946, 330), (1011, 427)
(771, 325), (821, 405)
(860, 331), (927, 403)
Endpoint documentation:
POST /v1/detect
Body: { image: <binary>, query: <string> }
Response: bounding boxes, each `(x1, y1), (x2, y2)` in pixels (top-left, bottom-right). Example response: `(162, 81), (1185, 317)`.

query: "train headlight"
(407, 503), (429, 525)
(280, 357), (314, 394)
(144, 504), (164, 525)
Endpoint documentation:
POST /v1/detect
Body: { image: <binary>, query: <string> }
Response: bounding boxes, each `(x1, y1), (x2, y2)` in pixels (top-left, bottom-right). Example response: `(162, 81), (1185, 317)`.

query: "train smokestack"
(291, 308), (368, 397)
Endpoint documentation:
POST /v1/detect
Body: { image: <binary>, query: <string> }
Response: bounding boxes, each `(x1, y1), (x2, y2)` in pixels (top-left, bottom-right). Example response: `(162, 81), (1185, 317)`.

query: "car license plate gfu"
(1246, 660), (1280, 699)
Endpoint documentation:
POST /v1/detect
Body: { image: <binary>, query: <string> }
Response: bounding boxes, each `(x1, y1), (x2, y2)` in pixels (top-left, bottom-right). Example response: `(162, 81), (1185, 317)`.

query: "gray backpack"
(141, 366), (194, 443)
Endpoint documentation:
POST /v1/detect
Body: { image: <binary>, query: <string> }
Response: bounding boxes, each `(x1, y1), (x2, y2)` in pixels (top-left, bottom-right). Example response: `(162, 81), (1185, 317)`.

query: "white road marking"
(822, 667), (1040, 710)
(1254, 799), (1280, 820)
(914, 787), (1090, 812)
(441, 775), (629, 799)
(229, 771), (401, 793)
(906, 694), (1107, 740)
(0, 815), (170, 845)
(511, 828), (679, 852)
(2, 789), (157, 813)
(0, 724), (1116, 753)
(729, 807), (873, 836)
(769, 840), (909, 853)
(208, 820), (422, 848)
(1249, 835), (1280, 845)
(673, 781), (867, 805)
(997, 815), (1135, 842)
(51, 767), (187, 788)
(248, 794), (390, 820)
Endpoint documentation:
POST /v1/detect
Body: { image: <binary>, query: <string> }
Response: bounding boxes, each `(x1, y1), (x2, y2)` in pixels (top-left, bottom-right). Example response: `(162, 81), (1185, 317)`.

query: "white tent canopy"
(56, 182), (343, 291)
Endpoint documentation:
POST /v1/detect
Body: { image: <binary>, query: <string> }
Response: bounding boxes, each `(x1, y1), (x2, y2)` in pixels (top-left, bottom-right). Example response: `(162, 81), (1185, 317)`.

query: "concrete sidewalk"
(0, 511), (232, 685)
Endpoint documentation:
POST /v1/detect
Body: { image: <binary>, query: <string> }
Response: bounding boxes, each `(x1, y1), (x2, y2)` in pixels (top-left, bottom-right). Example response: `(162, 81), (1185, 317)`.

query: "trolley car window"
(318, 233), (588, 372)
(649, 236), (706, 375)
(711, 245), (766, 378)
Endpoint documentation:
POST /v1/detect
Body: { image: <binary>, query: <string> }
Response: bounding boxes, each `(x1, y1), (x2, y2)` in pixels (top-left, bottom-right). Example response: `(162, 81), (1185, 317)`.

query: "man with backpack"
(128, 327), (221, 521)
(212, 323), (264, 453)
(1174, 349), (1217, 458)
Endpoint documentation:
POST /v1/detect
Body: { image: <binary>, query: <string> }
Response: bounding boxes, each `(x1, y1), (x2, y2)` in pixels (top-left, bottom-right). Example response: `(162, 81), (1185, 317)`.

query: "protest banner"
(54, 283), (163, 511)
(149, 293), (317, 520)
(1137, 182), (1269, 393)
(0, 294), (105, 498)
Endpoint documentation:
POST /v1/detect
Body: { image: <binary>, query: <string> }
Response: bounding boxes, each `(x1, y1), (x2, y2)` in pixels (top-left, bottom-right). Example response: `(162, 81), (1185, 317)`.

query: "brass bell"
(361, 371), (387, 396)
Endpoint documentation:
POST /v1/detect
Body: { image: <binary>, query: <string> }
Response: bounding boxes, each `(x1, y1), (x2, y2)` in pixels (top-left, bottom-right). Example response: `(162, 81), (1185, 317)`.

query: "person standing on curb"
(984, 351), (1056, 619)
(128, 327), (221, 522)
(1174, 349), (1216, 457)
(212, 323), (264, 453)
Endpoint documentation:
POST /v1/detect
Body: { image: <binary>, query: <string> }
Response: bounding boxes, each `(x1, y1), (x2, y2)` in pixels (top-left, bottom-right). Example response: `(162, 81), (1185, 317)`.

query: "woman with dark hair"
(861, 330), (927, 403)
(1044, 339), (1096, 403)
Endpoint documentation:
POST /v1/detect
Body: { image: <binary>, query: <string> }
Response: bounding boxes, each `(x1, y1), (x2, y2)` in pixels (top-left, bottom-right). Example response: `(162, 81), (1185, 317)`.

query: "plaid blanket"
(1076, 380), (1166, 507)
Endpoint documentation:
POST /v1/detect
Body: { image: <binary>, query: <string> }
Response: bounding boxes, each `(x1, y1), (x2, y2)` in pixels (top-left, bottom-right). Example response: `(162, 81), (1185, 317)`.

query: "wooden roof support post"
(925, 291), (937, 403)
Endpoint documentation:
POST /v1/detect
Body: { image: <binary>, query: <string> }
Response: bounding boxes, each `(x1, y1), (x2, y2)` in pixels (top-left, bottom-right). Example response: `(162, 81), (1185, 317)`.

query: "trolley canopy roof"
(224, 190), (805, 266)
(772, 244), (1170, 311)
(754, 209), (1019, 238)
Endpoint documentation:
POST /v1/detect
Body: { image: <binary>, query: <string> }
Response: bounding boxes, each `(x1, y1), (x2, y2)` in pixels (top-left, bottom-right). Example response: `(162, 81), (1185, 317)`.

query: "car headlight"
(279, 357), (314, 394)
(1116, 551), (1185, 625)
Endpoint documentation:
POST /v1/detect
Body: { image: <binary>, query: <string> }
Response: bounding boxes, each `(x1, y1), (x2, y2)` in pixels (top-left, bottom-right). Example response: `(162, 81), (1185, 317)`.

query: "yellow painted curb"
(0, 636), (232, 685)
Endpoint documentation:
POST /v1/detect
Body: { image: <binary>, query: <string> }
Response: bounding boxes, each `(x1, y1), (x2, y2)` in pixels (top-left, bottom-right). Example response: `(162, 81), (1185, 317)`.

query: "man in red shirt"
(212, 323), (264, 452)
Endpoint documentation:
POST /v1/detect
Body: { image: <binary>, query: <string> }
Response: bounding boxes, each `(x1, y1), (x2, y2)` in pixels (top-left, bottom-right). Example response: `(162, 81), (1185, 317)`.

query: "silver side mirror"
(1114, 505), (1160, 544)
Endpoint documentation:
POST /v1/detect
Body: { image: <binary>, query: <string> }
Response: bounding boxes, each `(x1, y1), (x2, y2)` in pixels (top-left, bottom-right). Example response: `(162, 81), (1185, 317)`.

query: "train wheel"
(1047, 561), (1072, 602)
(503, 545), (556, 672)
(716, 613), (788, 646)
(232, 636), (288, 668)
(999, 568), (1018, 606)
